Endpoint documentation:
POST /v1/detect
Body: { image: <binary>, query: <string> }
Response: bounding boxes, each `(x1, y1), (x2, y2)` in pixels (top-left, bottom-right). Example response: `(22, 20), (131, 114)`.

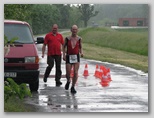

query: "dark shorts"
(66, 54), (80, 64)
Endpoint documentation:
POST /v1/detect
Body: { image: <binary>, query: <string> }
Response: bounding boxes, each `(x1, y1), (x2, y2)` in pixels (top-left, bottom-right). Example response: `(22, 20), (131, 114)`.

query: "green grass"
(4, 96), (36, 112)
(77, 27), (148, 72)
(115, 28), (148, 32)
(82, 43), (148, 72)
(78, 27), (148, 56)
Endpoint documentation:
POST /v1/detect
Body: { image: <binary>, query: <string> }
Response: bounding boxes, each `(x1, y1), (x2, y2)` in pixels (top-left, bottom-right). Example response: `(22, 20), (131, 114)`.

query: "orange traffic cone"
(101, 69), (108, 82)
(106, 68), (112, 81)
(101, 67), (112, 82)
(94, 65), (99, 78)
(83, 64), (89, 76)
(98, 66), (104, 79)
(70, 66), (74, 78)
(100, 66), (112, 87)
(100, 81), (109, 87)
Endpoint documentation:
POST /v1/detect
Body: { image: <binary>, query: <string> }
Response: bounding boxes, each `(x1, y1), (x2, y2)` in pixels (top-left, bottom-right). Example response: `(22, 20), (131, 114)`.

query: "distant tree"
(4, 4), (33, 23)
(55, 4), (71, 28)
(69, 5), (83, 27)
(30, 4), (61, 34)
(78, 4), (98, 27)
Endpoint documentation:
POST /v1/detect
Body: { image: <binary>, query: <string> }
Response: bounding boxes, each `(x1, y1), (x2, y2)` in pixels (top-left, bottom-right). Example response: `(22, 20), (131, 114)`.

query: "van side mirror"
(37, 37), (44, 44)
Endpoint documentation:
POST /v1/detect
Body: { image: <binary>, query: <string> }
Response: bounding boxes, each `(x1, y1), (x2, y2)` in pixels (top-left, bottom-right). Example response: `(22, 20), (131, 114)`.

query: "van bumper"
(4, 70), (40, 84)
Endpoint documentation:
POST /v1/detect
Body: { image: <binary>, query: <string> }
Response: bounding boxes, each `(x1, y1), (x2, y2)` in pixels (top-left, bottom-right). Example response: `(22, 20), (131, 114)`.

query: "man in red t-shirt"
(42, 24), (64, 86)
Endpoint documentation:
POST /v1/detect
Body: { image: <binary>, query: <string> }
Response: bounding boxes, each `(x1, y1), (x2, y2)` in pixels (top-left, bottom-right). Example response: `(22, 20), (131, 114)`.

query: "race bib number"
(69, 55), (77, 63)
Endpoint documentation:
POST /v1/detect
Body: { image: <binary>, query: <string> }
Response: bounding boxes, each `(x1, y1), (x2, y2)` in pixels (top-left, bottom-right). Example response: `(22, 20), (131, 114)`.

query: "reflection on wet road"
(24, 44), (148, 112)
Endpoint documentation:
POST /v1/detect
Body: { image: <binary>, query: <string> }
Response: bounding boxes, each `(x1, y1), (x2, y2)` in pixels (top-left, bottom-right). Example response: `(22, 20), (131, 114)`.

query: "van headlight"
(25, 57), (39, 63)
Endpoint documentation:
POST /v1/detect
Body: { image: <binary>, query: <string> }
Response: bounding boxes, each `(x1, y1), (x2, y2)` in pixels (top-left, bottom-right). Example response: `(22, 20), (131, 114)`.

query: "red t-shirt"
(44, 32), (64, 56)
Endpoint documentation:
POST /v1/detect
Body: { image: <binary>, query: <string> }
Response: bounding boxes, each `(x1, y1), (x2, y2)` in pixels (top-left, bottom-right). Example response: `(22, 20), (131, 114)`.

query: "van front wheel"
(29, 80), (39, 92)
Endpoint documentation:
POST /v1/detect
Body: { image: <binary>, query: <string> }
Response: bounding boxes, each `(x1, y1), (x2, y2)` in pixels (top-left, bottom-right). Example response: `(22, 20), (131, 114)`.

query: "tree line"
(4, 4), (148, 35)
(4, 4), (98, 35)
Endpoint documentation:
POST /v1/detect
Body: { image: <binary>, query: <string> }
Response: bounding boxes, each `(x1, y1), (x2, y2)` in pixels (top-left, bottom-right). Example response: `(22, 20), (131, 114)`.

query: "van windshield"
(4, 24), (34, 44)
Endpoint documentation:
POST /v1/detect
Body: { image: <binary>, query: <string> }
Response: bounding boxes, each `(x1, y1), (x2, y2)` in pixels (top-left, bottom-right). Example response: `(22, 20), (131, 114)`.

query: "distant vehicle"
(4, 20), (44, 91)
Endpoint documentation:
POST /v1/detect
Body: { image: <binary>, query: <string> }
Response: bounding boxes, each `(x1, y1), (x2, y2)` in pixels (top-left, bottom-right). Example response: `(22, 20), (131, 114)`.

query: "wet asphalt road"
(24, 43), (148, 112)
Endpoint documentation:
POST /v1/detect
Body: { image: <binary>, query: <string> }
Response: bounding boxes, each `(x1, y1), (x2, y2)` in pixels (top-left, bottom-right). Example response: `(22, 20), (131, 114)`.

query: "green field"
(78, 27), (148, 56)
(76, 27), (148, 73)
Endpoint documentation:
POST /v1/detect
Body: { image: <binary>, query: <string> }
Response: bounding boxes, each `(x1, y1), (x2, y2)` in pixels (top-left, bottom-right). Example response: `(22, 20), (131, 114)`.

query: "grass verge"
(83, 43), (148, 73)
(78, 27), (148, 56)
(4, 96), (36, 112)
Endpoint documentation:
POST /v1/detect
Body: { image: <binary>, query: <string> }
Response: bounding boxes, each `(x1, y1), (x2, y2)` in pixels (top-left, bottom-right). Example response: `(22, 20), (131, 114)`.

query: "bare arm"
(62, 38), (67, 61)
(42, 44), (46, 58)
(79, 38), (83, 57)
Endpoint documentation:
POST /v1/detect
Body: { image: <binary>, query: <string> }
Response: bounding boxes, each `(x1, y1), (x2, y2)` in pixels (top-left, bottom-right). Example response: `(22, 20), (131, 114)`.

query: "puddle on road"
(36, 91), (79, 112)
(38, 95), (48, 106)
